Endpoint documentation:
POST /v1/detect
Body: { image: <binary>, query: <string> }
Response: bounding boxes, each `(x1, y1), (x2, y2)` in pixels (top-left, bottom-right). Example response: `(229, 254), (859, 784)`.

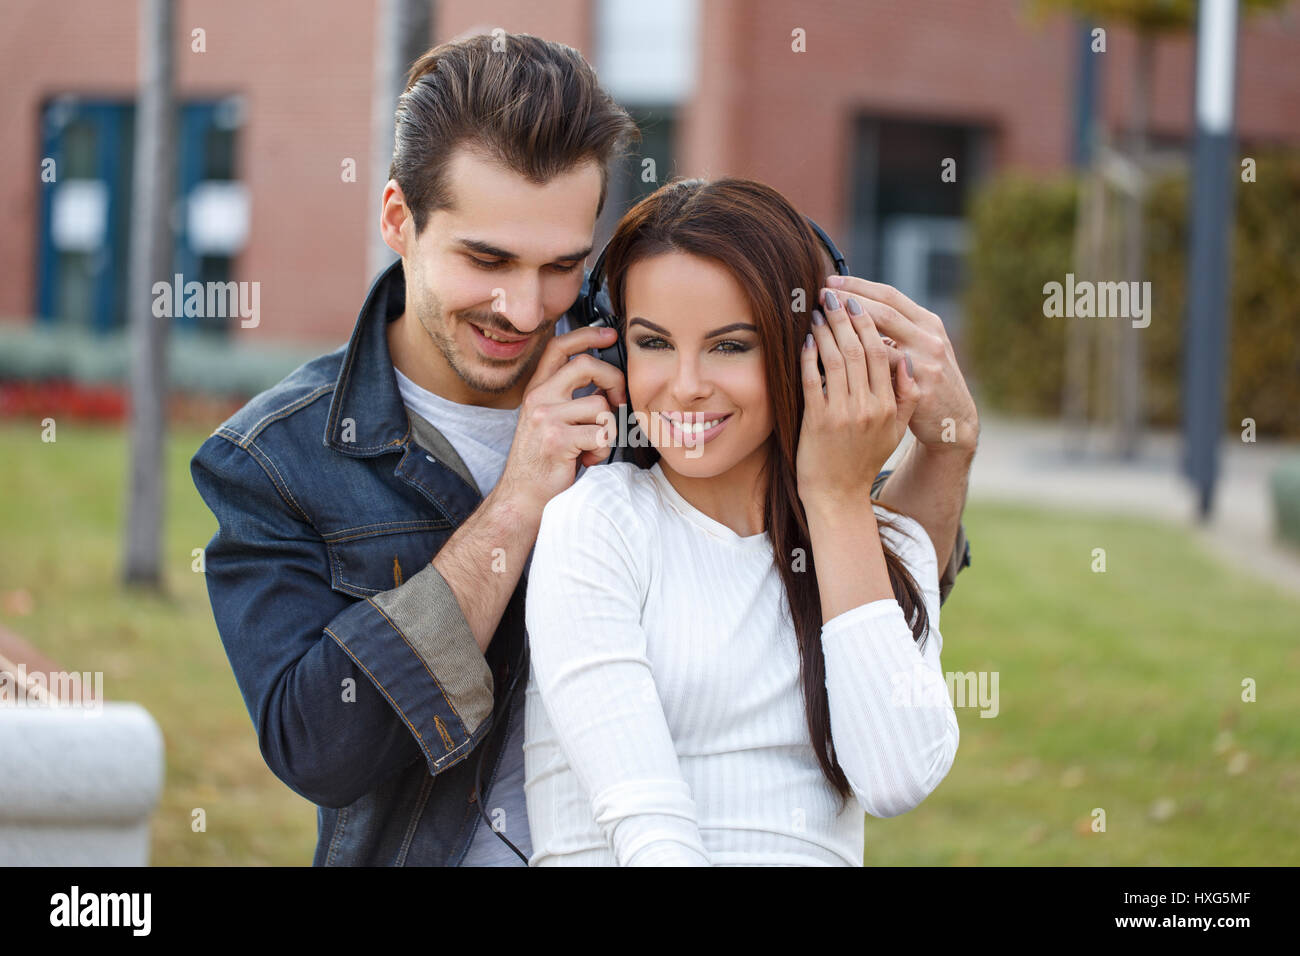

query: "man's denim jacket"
(191, 259), (972, 866)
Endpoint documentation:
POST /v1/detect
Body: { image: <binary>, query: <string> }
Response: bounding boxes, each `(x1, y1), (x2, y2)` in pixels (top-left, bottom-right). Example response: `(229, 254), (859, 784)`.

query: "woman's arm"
(525, 474), (710, 866)
(805, 499), (959, 818)
(797, 287), (958, 818)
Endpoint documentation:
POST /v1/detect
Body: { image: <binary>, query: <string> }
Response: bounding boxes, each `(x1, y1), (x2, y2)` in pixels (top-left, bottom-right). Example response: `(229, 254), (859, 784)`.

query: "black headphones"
(570, 215), (849, 376)
(472, 215), (849, 866)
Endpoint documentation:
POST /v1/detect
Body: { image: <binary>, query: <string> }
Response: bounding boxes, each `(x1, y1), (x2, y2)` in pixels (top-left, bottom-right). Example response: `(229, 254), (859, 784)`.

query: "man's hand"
(433, 324), (628, 653)
(827, 275), (979, 454)
(495, 325), (628, 516)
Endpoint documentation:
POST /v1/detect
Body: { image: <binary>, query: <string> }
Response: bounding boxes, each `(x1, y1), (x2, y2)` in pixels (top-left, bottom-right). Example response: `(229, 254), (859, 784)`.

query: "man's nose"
(495, 275), (546, 334)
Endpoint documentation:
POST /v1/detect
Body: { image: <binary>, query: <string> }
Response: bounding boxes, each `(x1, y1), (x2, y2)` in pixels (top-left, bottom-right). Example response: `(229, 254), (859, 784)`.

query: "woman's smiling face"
(624, 251), (773, 479)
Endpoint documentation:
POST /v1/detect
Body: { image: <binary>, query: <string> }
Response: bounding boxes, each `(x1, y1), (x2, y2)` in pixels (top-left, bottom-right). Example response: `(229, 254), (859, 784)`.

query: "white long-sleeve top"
(522, 460), (959, 866)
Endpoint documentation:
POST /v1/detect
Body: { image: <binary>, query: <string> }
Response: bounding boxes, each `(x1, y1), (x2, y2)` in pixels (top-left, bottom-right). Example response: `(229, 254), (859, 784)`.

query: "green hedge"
(0, 323), (322, 398)
(963, 150), (1300, 439)
(963, 176), (1077, 416)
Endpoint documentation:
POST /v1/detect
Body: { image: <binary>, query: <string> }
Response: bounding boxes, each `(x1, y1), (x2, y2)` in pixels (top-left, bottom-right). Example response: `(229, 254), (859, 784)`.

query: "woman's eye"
(632, 336), (750, 353)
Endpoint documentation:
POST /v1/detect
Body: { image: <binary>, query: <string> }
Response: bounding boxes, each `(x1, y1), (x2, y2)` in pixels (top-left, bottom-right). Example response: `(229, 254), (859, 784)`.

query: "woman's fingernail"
(804, 332), (814, 350)
(905, 353), (914, 378)
(823, 290), (840, 311)
(812, 309), (826, 326)
(845, 296), (862, 316)
(827, 275), (844, 287)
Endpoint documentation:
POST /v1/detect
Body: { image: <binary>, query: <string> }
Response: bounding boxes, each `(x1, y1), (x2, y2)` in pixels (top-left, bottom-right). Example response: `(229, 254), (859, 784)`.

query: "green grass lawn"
(0, 420), (317, 865)
(1, 420), (1297, 865)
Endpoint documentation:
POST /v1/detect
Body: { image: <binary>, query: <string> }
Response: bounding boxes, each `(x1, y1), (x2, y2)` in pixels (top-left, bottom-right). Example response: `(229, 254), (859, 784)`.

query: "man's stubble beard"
(411, 281), (550, 397)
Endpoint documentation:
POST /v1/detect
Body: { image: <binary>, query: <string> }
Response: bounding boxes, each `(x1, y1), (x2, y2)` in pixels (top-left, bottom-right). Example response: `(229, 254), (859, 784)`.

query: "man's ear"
(380, 179), (412, 257)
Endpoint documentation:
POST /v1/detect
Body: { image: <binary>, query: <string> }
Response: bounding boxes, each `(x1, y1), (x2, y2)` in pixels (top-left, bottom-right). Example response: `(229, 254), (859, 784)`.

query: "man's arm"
(191, 324), (627, 810)
(192, 431), (496, 809)
(873, 436), (975, 605)
(431, 485), (539, 655)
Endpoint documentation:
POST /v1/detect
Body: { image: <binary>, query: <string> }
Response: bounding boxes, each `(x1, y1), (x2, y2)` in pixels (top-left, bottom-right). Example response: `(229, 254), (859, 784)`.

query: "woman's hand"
(826, 276), (979, 454)
(796, 287), (920, 508)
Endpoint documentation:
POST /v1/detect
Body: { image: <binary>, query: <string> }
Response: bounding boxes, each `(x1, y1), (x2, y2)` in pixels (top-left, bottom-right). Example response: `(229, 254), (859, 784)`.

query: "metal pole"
(1182, 0), (1239, 520)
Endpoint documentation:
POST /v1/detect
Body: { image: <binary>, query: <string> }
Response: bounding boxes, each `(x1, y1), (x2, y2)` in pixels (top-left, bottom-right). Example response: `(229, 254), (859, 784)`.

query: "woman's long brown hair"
(601, 177), (932, 807)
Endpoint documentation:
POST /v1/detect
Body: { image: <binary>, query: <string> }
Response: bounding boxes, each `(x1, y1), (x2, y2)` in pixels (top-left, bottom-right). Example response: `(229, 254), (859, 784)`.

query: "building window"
(37, 96), (247, 337)
(592, 0), (696, 247)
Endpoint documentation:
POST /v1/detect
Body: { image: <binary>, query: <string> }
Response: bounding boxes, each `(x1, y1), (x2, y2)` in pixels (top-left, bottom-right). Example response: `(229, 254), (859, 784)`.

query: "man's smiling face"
(387, 143), (603, 407)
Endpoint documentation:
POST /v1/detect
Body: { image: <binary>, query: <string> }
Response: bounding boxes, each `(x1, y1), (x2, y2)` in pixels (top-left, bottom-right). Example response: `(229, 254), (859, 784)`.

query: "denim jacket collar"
(324, 258), (412, 459)
(323, 258), (484, 531)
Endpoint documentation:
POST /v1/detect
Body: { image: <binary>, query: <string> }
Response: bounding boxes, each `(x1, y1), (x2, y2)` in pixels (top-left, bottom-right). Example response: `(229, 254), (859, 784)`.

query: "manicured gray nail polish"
(823, 290), (839, 311)
(845, 296), (862, 316)
(812, 309), (826, 326)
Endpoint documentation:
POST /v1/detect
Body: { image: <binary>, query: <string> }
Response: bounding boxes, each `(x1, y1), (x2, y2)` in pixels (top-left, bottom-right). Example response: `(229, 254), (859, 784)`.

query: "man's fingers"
(828, 275), (946, 335)
(579, 445), (615, 468)
(561, 392), (614, 426)
(535, 351), (627, 408)
(848, 295), (923, 350)
(570, 422), (612, 456)
(865, 317), (915, 387)
(893, 351), (921, 424)
(531, 325), (620, 386)
(884, 345), (916, 388)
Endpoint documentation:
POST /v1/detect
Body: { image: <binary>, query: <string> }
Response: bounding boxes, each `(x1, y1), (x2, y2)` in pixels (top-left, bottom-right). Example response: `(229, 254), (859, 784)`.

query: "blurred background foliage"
(963, 149), (1300, 439)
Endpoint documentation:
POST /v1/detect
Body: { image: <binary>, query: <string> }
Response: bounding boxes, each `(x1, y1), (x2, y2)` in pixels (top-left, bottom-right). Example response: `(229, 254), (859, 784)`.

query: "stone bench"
(0, 626), (164, 866)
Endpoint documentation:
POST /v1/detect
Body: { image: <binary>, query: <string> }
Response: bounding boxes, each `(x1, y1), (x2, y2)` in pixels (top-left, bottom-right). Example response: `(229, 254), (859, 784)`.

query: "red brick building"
(3, 0), (1298, 350)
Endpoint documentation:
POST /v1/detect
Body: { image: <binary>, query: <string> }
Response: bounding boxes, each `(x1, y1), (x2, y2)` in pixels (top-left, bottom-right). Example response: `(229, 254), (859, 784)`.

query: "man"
(191, 31), (978, 867)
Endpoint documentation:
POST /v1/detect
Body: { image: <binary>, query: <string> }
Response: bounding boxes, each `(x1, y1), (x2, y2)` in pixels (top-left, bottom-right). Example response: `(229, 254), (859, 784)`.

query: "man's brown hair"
(389, 32), (641, 235)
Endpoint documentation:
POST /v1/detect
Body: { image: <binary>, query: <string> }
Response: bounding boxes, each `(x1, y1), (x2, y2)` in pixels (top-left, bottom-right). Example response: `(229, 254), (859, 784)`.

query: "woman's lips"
(658, 411), (732, 445)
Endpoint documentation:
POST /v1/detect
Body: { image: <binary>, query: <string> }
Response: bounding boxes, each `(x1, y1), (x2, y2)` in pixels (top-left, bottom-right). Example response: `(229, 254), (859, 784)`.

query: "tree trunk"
(1117, 30), (1153, 459)
(368, 0), (434, 282)
(123, 0), (175, 589)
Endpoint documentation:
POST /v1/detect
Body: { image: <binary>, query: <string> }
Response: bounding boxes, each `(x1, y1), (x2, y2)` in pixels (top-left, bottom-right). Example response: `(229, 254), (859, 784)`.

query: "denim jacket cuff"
(324, 560), (494, 775)
(873, 468), (970, 608)
(937, 520), (969, 607)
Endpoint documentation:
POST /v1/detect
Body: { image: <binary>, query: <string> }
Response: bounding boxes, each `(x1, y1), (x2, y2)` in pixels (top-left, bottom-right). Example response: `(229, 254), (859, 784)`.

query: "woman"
(523, 177), (960, 866)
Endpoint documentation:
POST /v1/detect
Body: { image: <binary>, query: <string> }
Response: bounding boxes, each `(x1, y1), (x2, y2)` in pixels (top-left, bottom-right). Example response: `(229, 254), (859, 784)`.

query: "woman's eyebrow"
(628, 317), (757, 338)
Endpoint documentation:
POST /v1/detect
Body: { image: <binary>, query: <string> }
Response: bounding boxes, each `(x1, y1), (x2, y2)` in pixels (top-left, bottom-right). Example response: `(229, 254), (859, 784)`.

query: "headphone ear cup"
(605, 336), (627, 382)
(590, 314), (626, 380)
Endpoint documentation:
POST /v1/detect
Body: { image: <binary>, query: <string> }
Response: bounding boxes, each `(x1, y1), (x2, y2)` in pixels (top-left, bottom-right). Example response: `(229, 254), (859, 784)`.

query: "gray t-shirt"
(393, 311), (601, 865)
(393, 365), (532, 866)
